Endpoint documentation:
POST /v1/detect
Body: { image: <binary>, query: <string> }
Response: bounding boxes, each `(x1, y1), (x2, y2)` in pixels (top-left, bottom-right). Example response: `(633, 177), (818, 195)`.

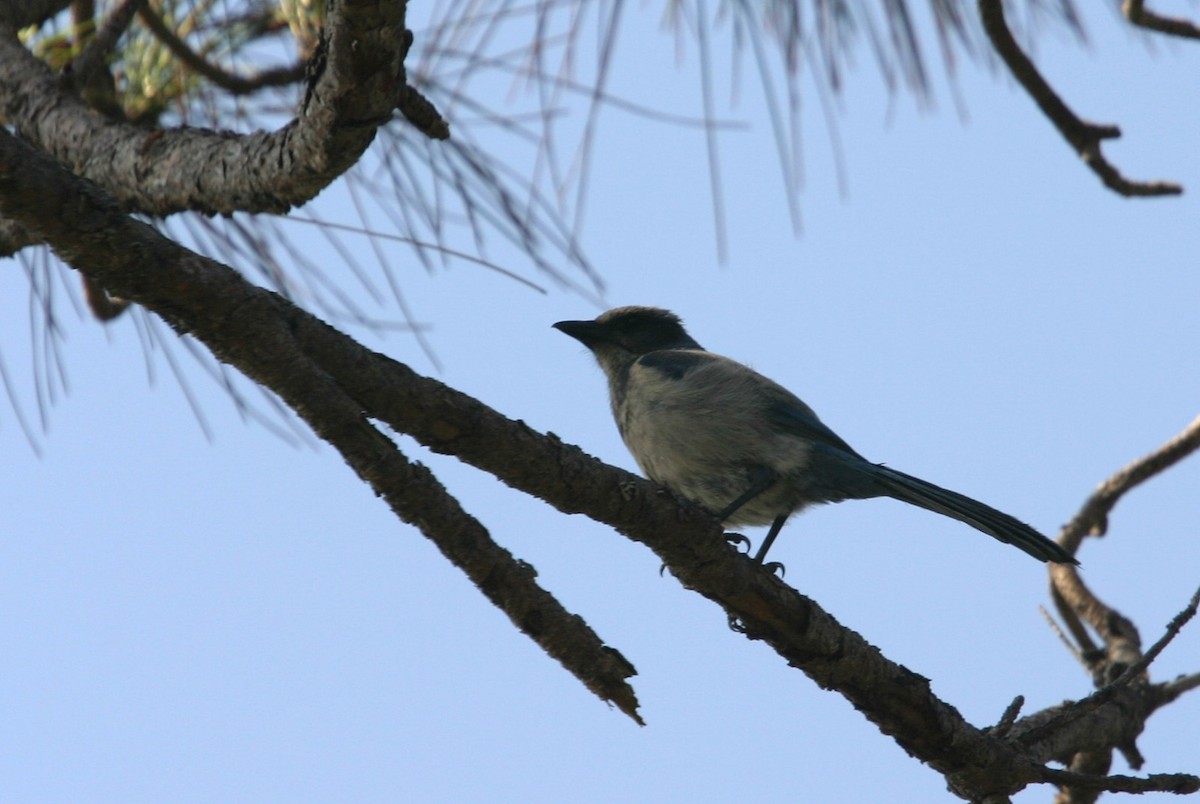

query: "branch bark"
(0, 0), (444, 219)
(3, 0), (71, 29)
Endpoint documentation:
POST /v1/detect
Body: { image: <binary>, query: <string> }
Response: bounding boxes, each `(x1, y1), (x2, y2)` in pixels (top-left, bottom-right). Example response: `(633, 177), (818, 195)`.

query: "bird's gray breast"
(612, 350), (815, 524)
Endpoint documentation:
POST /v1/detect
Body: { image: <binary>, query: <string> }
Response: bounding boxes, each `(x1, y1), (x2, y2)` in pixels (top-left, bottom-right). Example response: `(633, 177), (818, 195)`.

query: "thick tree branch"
(1022, 587), (1200, 790)
(3, 0), (71, 29)
(0, 217), (39, 256)
(0, 128), (640, 725)
(5, 125), (1192, 801)
(978, 0), (1183, 197)
(0, 0), (444, 219)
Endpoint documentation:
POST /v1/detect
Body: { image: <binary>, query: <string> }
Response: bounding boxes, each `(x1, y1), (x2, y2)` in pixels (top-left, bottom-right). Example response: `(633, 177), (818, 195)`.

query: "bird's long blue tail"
(872, 466), (1077, 564)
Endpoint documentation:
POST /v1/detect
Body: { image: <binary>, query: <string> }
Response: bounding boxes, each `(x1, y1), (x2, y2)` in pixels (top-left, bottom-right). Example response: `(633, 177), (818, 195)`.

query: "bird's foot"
(759, 560), (786, 578)
(724, 531), (752, 553)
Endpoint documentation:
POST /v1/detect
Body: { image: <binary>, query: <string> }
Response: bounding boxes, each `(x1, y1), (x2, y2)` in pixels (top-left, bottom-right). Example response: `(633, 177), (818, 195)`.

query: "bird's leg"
(752, 513), (790, 566)
(715, 467), (780, 560)
(715, 467), (778, 522)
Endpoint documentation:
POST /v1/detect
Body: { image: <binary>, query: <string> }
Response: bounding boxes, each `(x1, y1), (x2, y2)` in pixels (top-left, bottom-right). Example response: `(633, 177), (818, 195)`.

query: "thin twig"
(1034, 766), (1200, 795)
(1156, 672), (1200, 705)
(68, 0), (146, 87)
(1039, 604), (1084, 665)
(398, 84), (451, 140)
(1124, 0), (1200, 39)
(1061, 414), (1200, 549)
(136, 5), (305, 95)
(81, 274), (130, 320)
(1105, 585), (1200, 690)
(1050, 580), (1097, 658)
(1049, 414), (1200, 673)
(991, 695), (1024, 737)
(978, 0), (1183, 197)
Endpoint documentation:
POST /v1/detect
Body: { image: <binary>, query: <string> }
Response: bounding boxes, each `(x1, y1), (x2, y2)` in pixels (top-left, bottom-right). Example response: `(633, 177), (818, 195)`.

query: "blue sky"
(2, 5), (1198, 802)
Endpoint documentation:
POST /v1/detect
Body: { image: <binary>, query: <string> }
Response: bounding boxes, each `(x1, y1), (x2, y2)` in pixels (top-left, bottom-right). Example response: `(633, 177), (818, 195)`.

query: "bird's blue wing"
(639, 349), (863, 458)
(764, 388), (863, 458)
(635, 349), (712, 380)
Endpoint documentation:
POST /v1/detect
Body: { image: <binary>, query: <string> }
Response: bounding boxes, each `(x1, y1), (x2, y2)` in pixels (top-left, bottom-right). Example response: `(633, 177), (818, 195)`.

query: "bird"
(553, 305), (1077, 566)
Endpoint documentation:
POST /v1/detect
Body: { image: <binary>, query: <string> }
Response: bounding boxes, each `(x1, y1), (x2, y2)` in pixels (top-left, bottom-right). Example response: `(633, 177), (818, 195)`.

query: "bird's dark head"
(553, 306), (702, 356)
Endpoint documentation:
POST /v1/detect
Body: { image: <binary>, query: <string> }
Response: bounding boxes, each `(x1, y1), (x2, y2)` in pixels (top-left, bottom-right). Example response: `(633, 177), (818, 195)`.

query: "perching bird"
(554, 306), (1076, 566)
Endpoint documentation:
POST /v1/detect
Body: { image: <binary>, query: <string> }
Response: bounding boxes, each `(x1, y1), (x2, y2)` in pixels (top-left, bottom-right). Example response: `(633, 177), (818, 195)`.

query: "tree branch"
(7, 122), (1193, 801)
(1034, 766), (1199, 796)
(1048, 413), (1200, 671)
(65, 0), (145, 91)
(1156, 672), (1200, 706)
(0, 216), (39, 256)
(1025, 418), (1200, 788)
(1060, 414), (1200, 548)
(0, 127), (642, 725)
(81, 273), (131, 320)
(1124, 0), (1200, 40)
(1106, 586), (1200, 691)
(134, 4), (306, 96)
(0, 0), (444, 219)
(2, 0), (72, 29)
(978, 0), (1183, 197)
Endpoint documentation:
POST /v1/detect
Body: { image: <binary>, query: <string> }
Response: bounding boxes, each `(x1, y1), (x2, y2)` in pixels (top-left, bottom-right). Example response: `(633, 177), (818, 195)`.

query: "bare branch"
(66, 0), (145, 90)
(1039, 603), (1085, 665)
(0, 0), (73, 29)
(1062, 414), (1200, 549)
(1047, 415), (1200, 681)
(1025, 587), (1200, 779)
(1059, 749), (1113, 804)
(1124, 0), (1200, 40)
(1106, 585), (1200, 690)
(1034, 766), (1199, 796)
(81, 273), (130, 320)
(1029, 420), (1200, 786)
(0, 115), (1071, 801)
(978, 0), (1183, 197)
(396, 82), (450, 141)
(0, 0), (443, 218)
(135, 4), (306, 96)
(1156, 672), (1200, 706)
(992, 695), (1025, 737)
(0, 125), (643, 726)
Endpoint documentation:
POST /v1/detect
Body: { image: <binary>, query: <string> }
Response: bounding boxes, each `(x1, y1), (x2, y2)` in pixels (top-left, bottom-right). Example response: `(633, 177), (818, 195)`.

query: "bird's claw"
(724, 531), (752, 553)
(760, 560), (786, 578)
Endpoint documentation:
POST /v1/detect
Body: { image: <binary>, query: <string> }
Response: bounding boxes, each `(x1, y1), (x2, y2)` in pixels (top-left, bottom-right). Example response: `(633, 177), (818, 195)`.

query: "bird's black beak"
(552, 319), (609, 347)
